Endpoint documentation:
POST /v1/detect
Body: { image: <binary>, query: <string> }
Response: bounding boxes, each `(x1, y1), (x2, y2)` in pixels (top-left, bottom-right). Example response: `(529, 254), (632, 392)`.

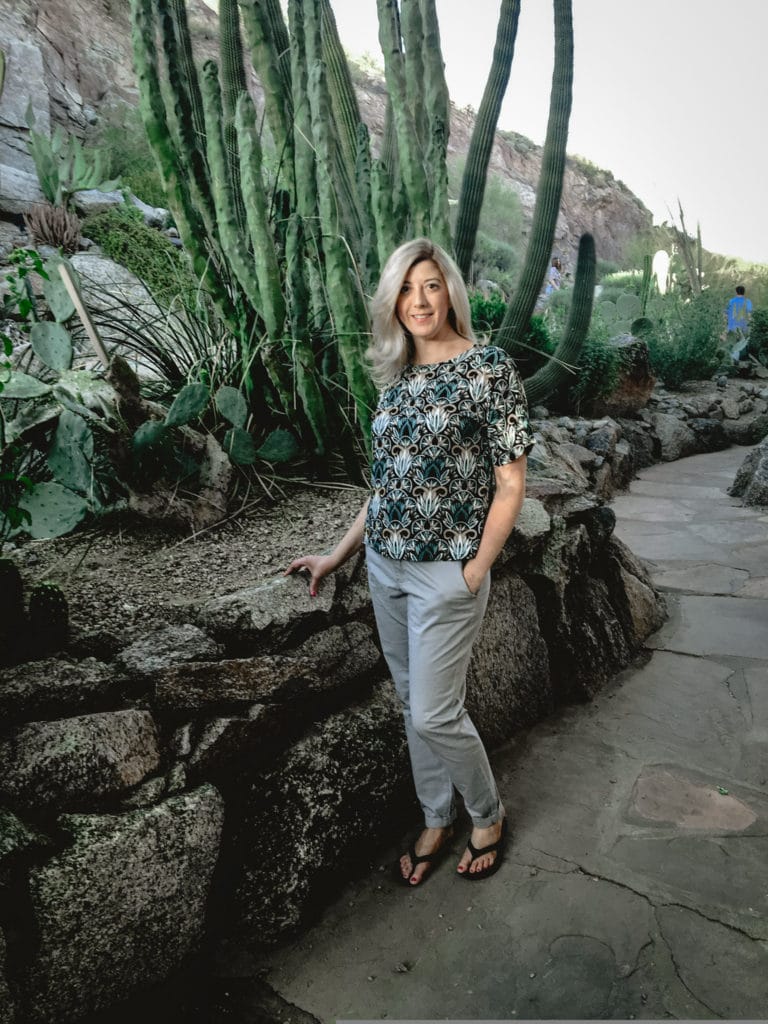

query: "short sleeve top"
(364, 344), (534, 561)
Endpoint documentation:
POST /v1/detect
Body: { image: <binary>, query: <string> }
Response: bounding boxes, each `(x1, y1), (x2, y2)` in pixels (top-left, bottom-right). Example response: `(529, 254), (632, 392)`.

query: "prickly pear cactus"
(28, 581), (69, 654)
(0, 558), (25, 666)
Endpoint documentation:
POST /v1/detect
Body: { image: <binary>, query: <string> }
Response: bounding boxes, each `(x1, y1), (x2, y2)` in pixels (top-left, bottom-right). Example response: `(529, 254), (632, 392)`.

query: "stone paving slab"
(259, 445), (768, 1022)
(649, 593), (768, 658)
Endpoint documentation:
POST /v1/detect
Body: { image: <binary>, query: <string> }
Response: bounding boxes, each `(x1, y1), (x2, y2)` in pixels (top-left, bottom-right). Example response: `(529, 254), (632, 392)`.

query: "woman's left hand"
(462, 558), (486, 595)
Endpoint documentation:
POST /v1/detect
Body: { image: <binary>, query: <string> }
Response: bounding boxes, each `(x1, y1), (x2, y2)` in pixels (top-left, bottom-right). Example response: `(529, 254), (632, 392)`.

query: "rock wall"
(0, 2), (650, 263)
(0, 488), (666, 1023)
(2, 367), (767, 1021)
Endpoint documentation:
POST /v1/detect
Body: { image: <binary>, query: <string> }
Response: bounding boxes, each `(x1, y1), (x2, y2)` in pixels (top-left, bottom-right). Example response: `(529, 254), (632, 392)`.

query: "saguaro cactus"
(454, 0), (522, 279)
(497, 0), (575, 353)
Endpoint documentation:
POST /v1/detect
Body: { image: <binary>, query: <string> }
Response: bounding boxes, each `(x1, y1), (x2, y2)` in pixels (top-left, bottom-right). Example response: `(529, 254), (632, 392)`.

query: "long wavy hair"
(367, 238), (479, 387)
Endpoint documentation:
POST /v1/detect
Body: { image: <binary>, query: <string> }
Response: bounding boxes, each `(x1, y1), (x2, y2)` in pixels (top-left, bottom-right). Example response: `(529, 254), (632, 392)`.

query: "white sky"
(323, 0), (768, 265)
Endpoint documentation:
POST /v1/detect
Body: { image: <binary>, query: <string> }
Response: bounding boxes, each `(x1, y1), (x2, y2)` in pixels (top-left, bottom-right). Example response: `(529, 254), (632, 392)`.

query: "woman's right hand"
(283, 554), (338, 597)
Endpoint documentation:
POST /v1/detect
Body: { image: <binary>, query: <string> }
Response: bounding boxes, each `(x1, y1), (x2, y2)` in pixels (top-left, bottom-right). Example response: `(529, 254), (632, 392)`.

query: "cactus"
(28, 581), (69, 654)
(497, 0), (574, 355)
(42, 256), (77, 323)
(30, 322), (73, 371)
(640, 254), (652, 315)
(223, 426), (256, 465)
(164, 382), (211, 427)
(18, 482), (88, 539)
(47, 409), (94, 495)
(215, 385), (248, 429)
(523, 232), (596, 407)
(455, 0), (521, 278)
(129, 0), (585, 455)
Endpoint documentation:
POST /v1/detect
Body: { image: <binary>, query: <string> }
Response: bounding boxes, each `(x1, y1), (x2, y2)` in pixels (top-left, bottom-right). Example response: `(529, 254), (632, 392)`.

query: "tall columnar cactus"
(220, 0), (248, 230)
(523, 233), (596, 406)
(131, 0), (586, 461)
(376, 0), (430, 238)
(640, 253), (653, 315)
(497, 0), (574, 353)
(454, 0), (522, 278)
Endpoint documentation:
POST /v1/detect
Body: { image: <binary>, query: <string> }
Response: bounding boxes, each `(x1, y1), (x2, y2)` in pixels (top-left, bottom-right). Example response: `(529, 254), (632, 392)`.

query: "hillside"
(0, 0), (652, 266)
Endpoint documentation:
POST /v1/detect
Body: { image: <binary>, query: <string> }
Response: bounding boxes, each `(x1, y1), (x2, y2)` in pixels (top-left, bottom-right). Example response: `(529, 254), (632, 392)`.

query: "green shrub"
(470, 232), (521, 294)
(569, 334), (624, 412)
(596, 258), (620, 280)
(507, 314), (554, 377)
(749, 307), (768, 364)
(470, 292), (506, 336)
(82, 206), (194, 308)
(599, 270), (643, 294)
(645, 292), (725, 388)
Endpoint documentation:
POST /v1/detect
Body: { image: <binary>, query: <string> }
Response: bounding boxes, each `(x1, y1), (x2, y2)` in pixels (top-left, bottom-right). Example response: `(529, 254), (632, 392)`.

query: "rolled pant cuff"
(424, 813), (455, 828)
(470, 802), (505, 829)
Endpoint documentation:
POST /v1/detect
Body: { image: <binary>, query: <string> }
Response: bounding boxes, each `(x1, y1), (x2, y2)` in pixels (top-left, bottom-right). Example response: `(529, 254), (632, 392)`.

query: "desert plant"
(24, 202), (82, 252)
(90, 104), (168, 209)
(569, 331), (624, 412)
(644, 291), (724, 389)
(129, 0), (593, 466)
(82, 205), (195, 307)
(748, 307), (768, 365)
(470, 292), (508, 336)
(25, 106), (119, 210)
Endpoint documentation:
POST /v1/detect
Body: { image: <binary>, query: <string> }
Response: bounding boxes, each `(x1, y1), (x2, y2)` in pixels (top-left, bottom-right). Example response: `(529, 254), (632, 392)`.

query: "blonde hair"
(367, 238), (479, 387)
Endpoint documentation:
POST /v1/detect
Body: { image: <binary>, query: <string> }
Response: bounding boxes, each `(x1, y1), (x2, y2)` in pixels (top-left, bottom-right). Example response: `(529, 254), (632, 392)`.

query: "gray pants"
(366, 545), (504, 829)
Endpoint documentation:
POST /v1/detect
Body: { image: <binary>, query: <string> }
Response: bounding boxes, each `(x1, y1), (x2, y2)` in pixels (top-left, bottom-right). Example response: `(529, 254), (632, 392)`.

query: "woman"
(545, 257), (562, 295)
(286, 238), (533, 885)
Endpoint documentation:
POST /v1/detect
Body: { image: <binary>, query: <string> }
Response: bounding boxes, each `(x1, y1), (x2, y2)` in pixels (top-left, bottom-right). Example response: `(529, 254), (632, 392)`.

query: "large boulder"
(0, 711), (160, 809)
(23, 786), (224, 1024)
(523, 521), (631, 701)
(115, 624), (224, 679)
(588, 336), (656, 417)
(730, 438), (768, 506)
(466, 575), (552, 746)
(649, 412), (699, 461)
(0, 930), (14, 1024)
(225, 687), (409, 948)
(721, 413), (768, 446)
(0, 657), (114, 726)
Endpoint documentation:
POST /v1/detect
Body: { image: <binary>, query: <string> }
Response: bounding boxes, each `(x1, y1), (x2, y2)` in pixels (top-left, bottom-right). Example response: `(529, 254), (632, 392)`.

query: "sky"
(319, 0), (768, 266)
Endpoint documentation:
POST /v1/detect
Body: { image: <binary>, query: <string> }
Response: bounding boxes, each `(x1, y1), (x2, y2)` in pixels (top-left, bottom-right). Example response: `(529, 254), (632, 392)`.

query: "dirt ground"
(6, 480), (368, 654)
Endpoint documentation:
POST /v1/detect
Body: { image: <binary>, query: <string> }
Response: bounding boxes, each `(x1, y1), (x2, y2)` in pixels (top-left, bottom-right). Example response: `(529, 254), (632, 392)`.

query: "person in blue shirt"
(727, 285), (752, 363)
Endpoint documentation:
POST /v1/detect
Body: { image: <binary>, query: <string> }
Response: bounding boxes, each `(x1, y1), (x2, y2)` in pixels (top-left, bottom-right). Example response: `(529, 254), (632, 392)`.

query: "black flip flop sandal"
(460, 817), (508, 881)
(393, 829), (453, 886)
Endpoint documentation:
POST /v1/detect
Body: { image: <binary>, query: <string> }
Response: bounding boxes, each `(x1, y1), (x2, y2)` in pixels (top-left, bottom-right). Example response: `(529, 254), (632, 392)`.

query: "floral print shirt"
(364, 344), (534, 561)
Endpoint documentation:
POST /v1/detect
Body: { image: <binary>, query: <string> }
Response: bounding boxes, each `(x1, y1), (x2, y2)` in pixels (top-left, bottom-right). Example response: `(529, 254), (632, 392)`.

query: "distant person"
(726, 285), (752, 363)
(544, 257), (562, 296)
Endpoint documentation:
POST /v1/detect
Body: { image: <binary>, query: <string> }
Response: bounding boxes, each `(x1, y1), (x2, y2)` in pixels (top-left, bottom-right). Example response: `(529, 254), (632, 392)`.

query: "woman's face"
(396, 259), (452, 342)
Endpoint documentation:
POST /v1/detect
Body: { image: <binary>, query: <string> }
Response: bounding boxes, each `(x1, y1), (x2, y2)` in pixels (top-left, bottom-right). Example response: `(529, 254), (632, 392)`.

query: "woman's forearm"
(463, 458), (527, 590)
(328, 499), (370, 569)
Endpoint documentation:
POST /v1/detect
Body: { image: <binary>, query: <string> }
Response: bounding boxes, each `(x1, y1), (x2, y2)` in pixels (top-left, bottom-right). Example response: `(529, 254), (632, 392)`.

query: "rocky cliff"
(0, 0), (651, 265)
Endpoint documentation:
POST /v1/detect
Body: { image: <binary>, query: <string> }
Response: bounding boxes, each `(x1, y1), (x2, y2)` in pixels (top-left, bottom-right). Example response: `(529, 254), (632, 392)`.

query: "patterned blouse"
(364, 344), (534, 561)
